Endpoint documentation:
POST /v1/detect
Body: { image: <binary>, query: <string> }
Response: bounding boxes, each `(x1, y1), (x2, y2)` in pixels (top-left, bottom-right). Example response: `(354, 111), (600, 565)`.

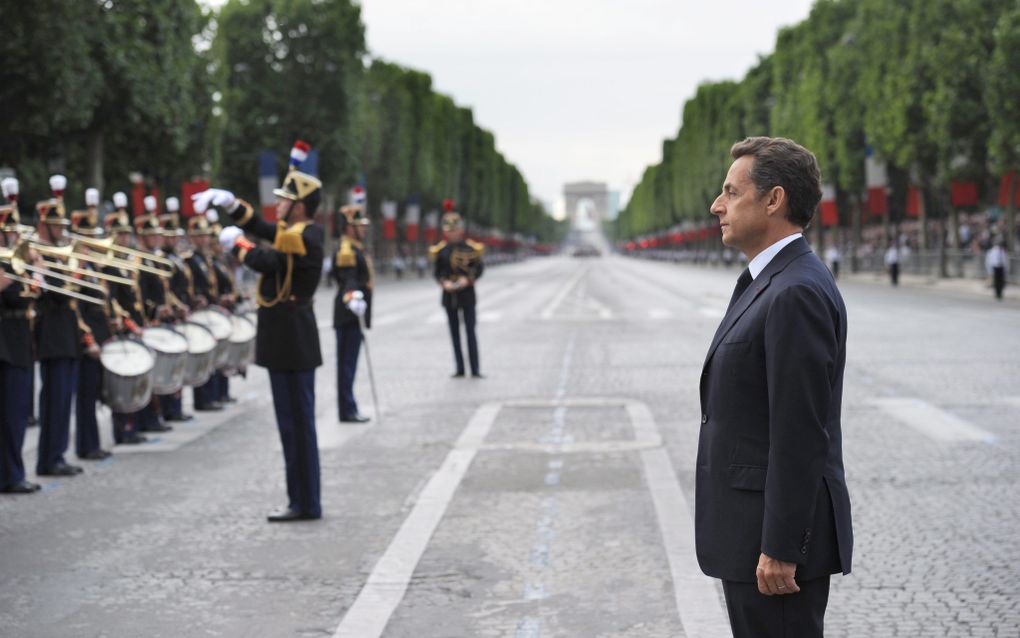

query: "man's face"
(44, 222), (65, 244)
(192, 234), (209, 251)
(445, 227), (464, 243)
(710, 156), (768, 254)
(276, 198), (296, 221)
(143, 233), (164, 251)
(114, 232), (131, 247)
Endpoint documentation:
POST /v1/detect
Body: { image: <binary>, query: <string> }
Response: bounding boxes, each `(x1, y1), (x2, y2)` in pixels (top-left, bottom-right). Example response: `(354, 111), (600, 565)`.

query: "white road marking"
(869, 397), (997, 443)
(698, 306), (725, 319)
(649, 308), (673, 320)
(540, 267), (587, 319)
(332, 402), (502, 638)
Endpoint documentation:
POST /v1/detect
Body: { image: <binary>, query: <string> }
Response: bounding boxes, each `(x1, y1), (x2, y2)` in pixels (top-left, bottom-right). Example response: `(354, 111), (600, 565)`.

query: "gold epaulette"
(466, 239), (485, 257)
(273, 221), (308, 256)
(428, 241), (447, 261)
(336, 237), (356, 268)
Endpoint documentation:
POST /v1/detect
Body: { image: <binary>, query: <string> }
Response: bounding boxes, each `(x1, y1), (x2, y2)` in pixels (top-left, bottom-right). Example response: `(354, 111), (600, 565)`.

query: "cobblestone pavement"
(1, 253), (1017, 637)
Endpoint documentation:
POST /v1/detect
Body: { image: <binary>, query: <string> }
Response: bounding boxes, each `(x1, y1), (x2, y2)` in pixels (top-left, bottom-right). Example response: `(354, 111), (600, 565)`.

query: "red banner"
(950, 181), (978, 208)
(867, 187), (887, 216)
(820, 201), (839, 227)
(998, 171), (1020, 207)
(180, 180), (210, 217)
(906, 186), (921, 218)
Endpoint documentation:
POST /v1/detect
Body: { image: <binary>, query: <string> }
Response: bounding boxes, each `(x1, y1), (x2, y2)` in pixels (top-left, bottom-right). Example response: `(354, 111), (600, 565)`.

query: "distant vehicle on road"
(571, 244), (601, 258)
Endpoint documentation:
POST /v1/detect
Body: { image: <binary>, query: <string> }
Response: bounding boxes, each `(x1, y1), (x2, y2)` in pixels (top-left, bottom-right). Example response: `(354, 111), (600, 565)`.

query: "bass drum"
(178, 322), (217, 387)
(100, 338), (155, 413)
(142, 325), (189, 394)
(224, 314), (256, 376)
(190, 307), (233, 369)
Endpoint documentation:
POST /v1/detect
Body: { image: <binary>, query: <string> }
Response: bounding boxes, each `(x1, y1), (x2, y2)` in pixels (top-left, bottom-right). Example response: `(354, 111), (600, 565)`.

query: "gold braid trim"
(257, 220), (307, 309)
(255, 255), (294, 308)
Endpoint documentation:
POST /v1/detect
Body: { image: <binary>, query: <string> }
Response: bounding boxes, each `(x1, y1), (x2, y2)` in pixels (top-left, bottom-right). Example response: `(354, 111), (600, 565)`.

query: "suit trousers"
(335, 325), (362, 418)
(446, 304), (479, 375)
(268, 369), (321, 517)
(0, 362), (33, 486)
(722, 575), (830, 638)
(75, 356), (102, 457)
(37, 358), (78, 472)
(193, 376), (218, 408)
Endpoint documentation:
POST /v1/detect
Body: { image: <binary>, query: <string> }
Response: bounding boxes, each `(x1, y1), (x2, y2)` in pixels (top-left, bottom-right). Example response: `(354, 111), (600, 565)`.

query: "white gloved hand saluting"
(218, 226), (244, 251)
(192, 189), (238, 215)
(346, 290), (367, 317)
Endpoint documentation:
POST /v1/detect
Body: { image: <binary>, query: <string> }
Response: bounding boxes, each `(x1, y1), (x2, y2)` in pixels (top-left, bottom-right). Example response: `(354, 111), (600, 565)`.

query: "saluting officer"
(430, 200), (485, 378)
(193, 139), (325, 522)
(69, 189), (113, 461)
(0, 178), (41, 493)
(33, 175), (85, 476)
(332, 204), (372, 423)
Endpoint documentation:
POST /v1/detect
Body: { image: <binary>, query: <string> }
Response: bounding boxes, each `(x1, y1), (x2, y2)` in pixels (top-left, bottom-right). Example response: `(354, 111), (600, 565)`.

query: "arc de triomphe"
(563, 181), (609, 230)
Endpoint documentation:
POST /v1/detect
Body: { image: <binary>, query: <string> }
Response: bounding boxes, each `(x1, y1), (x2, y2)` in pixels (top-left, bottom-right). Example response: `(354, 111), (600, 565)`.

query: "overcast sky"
(359, 0), (816, 216)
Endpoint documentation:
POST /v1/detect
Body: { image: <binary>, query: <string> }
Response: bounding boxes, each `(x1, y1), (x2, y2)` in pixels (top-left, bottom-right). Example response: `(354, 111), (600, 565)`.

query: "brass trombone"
(29, 240), (171, 279)
(12, 241), (136, 286)
(0, 251), (107, 307)
(68, 232), (175, 275)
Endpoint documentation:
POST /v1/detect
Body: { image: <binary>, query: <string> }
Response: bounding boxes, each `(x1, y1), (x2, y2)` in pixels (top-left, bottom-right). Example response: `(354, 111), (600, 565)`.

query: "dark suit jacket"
(695, 237), (853, 583)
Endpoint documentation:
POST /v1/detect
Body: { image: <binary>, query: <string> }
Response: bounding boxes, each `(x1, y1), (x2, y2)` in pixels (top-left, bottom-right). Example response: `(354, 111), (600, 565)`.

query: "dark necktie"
(727, 268), (753, 312)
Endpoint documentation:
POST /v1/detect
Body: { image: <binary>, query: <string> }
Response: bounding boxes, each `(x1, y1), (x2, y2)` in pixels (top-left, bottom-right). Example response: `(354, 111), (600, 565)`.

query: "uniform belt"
(1, 309), (34, 320)
(289, 296), (312, 307)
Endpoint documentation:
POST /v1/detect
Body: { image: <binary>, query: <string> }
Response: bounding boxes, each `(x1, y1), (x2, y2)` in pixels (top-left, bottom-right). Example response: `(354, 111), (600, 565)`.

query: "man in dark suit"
(194, 140), (325, 523)
(696, 136), (853, 638)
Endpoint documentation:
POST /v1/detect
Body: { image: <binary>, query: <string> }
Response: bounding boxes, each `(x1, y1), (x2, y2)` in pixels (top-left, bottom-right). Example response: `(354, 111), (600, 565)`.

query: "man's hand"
(756, 553), (799, 596)
(192, 189), (237, 215)
(219, 226), (244, 250)
(346, 290), (367, 317)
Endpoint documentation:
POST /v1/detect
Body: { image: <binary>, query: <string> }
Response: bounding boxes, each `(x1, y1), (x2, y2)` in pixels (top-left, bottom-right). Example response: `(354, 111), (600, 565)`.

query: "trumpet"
(28, 240), (171, 279)
(68, 232), (175, 275)
(11, 241), (136, 286)
(0, 249), (109, 293)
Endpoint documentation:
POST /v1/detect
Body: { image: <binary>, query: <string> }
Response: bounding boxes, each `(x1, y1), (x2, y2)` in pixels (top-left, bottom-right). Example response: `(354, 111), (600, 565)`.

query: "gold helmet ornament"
(274, 140), (322, 204)
(37, 174), (70, 226)
(441, 199), (463, 232)
(187, 215), (214, 236)
(134, 213), (163, 236)
(159, 196), (185, 237)
(1, 177), (22, 232)
(339, 204), (370, 228)
(70, 187), (103, 236)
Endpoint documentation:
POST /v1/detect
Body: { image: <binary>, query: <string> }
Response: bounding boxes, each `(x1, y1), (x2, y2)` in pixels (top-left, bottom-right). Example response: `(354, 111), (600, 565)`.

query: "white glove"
(192, 188), (237, 214)
(346, 290), (367, 317)
(218, 226), (244, 251)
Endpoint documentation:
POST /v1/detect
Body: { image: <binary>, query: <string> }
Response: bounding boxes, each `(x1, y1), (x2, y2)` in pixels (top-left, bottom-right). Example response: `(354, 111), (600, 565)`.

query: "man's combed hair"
(730, 136), (822, 229)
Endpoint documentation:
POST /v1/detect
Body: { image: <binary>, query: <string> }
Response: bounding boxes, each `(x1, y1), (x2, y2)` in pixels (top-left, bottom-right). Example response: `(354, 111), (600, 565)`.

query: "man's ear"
(764, 186), (787, 217)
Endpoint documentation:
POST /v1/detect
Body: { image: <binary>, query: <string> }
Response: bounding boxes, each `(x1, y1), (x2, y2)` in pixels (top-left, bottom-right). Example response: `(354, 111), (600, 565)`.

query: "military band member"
(430, 201), (485, 378)
(209, 217), (238, 404)
(331, 204), (372, 423)
(104, 198), (153, 444)
(159, 198), (194, 422)
(0, 178), (41, 493)
(194, 139), (325, 522)
(69, 189), (112, 461)
(186, 215), (223, 411)
(33, 175), (85, 476)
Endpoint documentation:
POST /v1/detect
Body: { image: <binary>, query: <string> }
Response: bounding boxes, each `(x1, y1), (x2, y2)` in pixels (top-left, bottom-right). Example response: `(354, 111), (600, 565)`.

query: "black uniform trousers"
(335, 325), (362, 418)
(193, 376), (219, 408)
(0, 362), (33, 487)
(445, 304), (479, 375)
(722, 575), (831, 638)
(993, 266), (1006, 300)
(268, 369), (321, 517)
(37, 358), (78, 472)
(75, 356), (103, 457)
(889, 263), (900, 286)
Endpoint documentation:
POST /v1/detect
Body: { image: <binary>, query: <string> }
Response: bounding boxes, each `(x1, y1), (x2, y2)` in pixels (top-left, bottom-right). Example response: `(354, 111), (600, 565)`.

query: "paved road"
(1, 254), (1017, 637)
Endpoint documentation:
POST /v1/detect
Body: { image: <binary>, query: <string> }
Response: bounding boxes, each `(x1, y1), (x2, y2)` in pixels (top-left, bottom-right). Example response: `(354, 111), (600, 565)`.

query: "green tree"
(987, 4), (1020, 250)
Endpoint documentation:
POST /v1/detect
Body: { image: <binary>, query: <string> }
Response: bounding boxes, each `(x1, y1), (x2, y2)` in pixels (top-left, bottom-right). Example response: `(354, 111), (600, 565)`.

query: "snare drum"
(224, 314), (256, 375)
(100, 338), (155, 413)
(178, 322), (217, 386)
(141, 326), (189, 394)
(190, 307), (233, 369)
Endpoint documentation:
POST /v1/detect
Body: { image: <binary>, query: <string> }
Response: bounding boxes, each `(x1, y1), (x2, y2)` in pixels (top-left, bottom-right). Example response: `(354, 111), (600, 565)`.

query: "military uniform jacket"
(213, 257), (234, 303)
(104, 263), (145, 326)
(186, 251), (217, 303)
(137, 257), (167, 323)
(166, 250), (193, 308)
(77, 262), (113, 346)
(695, 237), (852, 583)
(34, 279), (82, 360)
(432, 240), (485, 308)
(332, 237), (372, 329)
(233, 202), (323, 371)
(1, 281), (35, 368)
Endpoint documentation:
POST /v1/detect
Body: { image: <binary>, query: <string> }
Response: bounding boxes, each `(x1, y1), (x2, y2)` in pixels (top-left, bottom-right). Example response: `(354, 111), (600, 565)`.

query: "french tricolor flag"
(290, 140), (310, 169)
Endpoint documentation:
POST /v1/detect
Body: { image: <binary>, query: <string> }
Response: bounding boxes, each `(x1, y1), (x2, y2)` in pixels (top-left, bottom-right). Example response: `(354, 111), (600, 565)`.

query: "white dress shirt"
(749, 233), (803, 280)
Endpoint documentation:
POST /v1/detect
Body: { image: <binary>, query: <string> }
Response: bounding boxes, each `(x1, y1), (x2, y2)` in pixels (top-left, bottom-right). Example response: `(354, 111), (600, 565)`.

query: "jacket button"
(800, 547), (808, 554)
(701, 414), (708, 424)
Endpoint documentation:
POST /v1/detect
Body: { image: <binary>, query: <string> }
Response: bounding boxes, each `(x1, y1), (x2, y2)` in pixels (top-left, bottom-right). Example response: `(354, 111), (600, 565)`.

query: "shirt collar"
(748, 233), (802, 280)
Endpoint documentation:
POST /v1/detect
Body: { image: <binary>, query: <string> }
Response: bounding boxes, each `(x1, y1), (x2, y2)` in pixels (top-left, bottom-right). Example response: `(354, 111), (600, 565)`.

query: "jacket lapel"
(703, 237), (812, 368)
